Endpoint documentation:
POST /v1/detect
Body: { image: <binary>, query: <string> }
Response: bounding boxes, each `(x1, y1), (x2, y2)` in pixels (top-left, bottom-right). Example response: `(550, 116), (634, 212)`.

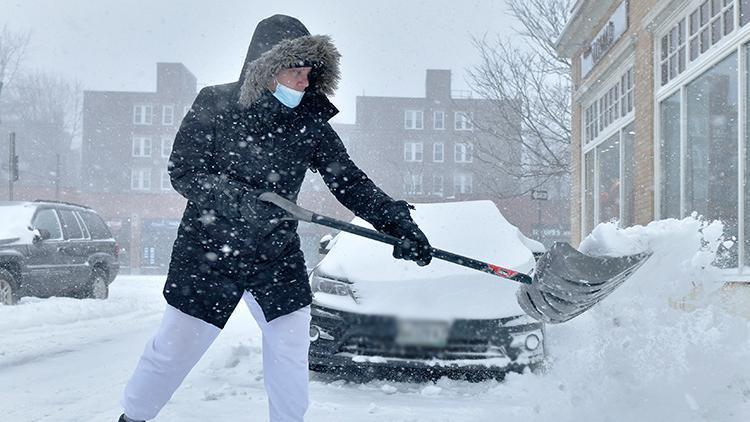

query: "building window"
(661, 0), (737, 86)
(582, 123), (636, 233)
(621, 68), (635, 116)
(454, 112), (473, 131)
(584, 66), (634, 144)
(685, 52), (738, 266)
(162, 105), (175, 125)
(434, 111), (445, 130)
(404, 142), (424, 162)
(131, 169), (151, 190)
(658, 52), (739, 268)
(433, 142), (444, 162)
(404, 110), (424, 130)
(659, 92), (681, 220)
(454, 143), (473, 163)
(453, 173), (473, 194)
(404, 174), (423, 195)
(584, 152), (595, 234)
(161, 170), (172, 190)
(433, 174), (444, 196)
(585, 102), (599, 143)
(660, 18), (686, 85)
(597, 134), (621, 224)
(161, 136), (173, 158)
(133, 105), (153, 125)
(132, 136), (152, 157)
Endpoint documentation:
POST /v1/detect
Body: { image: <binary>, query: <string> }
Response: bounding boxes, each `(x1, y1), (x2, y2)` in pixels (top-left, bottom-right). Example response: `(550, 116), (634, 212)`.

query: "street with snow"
(3, 218), (749, 422)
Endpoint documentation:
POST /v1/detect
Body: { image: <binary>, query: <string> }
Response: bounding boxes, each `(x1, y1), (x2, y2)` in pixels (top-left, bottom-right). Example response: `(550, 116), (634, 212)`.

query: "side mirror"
(318, 234), (333, 255)
(33, 228), (52, 243)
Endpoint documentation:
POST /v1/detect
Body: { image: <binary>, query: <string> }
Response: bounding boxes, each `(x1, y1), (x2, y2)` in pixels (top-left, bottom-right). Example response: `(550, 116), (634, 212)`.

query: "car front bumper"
(309, 302), (545, 379)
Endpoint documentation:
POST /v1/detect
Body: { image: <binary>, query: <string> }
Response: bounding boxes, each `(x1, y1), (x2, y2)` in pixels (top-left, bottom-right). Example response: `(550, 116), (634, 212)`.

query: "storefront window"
(584, 152), (595, 234)
(744, 43), (750, 271)
(686, 52), (738, 267)
(660, 92), (682, 219)
(597, 134), (621, 223)
(621, 122), (636, 227)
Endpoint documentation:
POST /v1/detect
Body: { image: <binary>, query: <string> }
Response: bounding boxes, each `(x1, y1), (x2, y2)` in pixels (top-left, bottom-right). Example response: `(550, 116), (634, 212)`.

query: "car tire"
(86, 268), (109, 300)
(0, 269), (18, 305)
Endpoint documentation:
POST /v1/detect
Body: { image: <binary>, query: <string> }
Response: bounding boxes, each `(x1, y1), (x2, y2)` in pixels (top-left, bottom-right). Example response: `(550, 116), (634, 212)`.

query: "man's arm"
(310, 123), (397, 229)
(311, 124), (432, 265)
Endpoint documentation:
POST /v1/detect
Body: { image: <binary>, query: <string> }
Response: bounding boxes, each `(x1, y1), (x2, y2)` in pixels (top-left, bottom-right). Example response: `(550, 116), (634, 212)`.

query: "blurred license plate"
(395, 319), (450, 347)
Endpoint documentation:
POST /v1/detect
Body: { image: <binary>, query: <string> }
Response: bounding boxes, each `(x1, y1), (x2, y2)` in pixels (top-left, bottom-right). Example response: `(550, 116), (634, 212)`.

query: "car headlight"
(525, 333), (540, 351)
(310, 273), (355, 298)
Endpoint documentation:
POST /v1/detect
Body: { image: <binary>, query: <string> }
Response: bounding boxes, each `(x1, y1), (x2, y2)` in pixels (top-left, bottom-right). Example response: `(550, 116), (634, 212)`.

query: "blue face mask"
(272, 80), (305, 108)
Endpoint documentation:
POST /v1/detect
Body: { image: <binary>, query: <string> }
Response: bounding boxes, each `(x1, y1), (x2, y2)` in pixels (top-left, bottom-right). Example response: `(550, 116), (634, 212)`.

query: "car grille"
(338, 335), (508, 360)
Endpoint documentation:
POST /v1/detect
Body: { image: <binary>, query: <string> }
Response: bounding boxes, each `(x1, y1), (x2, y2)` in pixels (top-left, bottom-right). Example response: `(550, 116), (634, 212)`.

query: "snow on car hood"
(0, 203), (36, 244)
(314, 200), (540, 320)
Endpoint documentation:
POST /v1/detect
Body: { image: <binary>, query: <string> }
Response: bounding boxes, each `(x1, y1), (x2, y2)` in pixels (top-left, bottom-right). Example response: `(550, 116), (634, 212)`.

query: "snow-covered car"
(0, 201), (120, 305)
(308, 200), (546, 381)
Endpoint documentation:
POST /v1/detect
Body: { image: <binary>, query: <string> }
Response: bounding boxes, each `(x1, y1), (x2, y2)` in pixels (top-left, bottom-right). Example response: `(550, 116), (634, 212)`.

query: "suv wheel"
(87, 269), (109, 300)
(0, 269), (18, 305)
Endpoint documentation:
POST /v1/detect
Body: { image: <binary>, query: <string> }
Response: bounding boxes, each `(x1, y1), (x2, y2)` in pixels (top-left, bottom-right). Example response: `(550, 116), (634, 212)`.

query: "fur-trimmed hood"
(238, 15), (341, 108)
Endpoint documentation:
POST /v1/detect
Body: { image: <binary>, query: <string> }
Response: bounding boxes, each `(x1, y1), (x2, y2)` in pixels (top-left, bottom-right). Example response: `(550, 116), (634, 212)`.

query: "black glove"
(377, 201), (432, 266)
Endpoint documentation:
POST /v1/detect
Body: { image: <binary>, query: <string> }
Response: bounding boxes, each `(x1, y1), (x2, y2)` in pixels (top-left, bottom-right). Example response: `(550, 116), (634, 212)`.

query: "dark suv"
(0, 200), (119, 305)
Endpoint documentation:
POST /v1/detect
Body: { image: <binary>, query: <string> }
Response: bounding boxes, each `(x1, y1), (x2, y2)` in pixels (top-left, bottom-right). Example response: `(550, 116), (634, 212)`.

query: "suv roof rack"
(33, 199), (93, 210)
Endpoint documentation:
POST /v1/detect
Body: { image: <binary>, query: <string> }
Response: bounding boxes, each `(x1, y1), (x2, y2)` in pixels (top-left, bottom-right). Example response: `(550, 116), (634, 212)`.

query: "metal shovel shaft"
(259, 193), (532, 285)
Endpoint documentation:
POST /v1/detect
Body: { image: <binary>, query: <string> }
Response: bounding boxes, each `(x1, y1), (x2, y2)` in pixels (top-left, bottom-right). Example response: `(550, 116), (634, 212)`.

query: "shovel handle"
(259, 193), (533, 285)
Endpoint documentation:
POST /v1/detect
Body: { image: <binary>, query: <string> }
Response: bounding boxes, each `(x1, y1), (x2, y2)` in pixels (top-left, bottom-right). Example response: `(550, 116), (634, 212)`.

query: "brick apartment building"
(341, 69), (570, 243)
(80, 63), (197, 272)
(557, 0), (750, 278)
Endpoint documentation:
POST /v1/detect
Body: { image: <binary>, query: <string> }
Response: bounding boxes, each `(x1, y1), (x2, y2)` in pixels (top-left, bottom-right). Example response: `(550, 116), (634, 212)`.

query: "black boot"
(118, 415), (144, 422)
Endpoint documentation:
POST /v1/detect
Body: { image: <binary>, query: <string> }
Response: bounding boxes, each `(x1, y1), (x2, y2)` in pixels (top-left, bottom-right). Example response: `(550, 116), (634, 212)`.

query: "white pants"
(121, 291), (312, 421)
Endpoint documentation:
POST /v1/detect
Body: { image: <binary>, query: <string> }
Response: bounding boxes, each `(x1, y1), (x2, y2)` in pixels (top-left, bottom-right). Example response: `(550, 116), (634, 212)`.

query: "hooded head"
(238, 15), (341, 108)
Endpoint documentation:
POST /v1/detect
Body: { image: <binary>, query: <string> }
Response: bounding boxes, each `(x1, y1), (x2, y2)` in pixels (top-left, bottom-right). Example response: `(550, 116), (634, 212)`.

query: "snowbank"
(505, 216), (750, 421)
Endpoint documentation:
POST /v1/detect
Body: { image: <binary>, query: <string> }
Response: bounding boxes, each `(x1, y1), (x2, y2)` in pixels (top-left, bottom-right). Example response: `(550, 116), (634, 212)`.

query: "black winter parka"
(163, 15), (402, 328)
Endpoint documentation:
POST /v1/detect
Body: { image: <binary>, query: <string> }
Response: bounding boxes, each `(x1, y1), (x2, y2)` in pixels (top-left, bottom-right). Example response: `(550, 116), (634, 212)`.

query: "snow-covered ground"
(3, 217), (749, 421)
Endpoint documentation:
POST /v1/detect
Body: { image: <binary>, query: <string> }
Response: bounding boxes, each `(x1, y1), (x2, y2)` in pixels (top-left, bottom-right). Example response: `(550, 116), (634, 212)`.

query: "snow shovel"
(258, 193), (651, 324)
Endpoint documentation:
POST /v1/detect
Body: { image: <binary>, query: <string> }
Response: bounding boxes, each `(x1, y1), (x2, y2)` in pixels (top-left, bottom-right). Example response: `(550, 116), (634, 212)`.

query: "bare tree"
(8, 71), (83, 146)
(0, 24), (31, 116)
(467, 0), (571, 198)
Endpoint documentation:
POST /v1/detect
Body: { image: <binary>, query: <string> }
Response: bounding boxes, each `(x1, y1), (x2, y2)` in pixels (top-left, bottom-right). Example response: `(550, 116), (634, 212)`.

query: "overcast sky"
(4, 0), (516, 123)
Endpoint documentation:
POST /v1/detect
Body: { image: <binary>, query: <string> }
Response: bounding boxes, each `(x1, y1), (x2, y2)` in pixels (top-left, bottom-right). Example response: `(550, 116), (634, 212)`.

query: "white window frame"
(454, 143), (473, 163)
(133, 104), (153, 125)
(161, 136), (173, 158)
(404, 110), (424, 130)
(453, 173), (473, 194)
(131, 168), (151, 191)
(404, 174), (423, 195)
(404, 142), (424, 162)
(132, 136), (152, 158)
(433, 111), (445, 130)
(580, 56), (636, 239)
(657, 0), (746, 92)
(432, 174), (444, 196)
(653, 20), (750, 275)
(454, 111), (474, 131)
(162, 105), (175, 125)
(583, 65), (635, 145)
(433, 142), (444, 162)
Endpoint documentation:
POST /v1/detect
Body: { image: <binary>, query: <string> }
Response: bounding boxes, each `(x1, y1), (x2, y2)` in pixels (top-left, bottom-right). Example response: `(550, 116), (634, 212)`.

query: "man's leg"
(243, 291), (311, 422)
(120, 304), (221, 421)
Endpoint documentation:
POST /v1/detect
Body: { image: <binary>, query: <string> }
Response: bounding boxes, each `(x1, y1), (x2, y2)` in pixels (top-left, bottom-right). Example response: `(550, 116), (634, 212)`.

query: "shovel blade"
(517, 242), (651, 324)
